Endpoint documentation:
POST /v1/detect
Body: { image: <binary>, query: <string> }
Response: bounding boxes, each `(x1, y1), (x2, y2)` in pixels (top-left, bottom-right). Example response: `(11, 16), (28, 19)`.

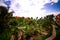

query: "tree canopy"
(0, 6), (13, 33)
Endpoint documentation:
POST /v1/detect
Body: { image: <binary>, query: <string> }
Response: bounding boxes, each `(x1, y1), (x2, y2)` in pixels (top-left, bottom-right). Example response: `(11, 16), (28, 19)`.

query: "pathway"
(45, 25), (56, 40)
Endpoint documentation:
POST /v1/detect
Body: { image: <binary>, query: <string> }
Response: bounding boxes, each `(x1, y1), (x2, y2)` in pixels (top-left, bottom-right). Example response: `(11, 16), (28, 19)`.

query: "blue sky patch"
(42, 0), (60, 12)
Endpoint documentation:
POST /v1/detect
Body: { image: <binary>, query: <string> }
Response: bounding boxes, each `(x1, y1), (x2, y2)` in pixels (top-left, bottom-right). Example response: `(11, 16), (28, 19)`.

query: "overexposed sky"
(0, 0), (59, 18)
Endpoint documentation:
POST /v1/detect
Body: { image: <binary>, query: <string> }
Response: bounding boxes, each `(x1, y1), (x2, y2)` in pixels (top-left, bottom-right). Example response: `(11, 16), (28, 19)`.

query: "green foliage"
(10, 19), (18, 26)
(0, 31), (12, 40)
(0, 6), (57, 40)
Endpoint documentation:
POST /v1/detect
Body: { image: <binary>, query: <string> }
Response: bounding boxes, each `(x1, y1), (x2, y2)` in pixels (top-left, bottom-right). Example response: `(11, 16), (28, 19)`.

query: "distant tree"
(46, 14), (54, 22)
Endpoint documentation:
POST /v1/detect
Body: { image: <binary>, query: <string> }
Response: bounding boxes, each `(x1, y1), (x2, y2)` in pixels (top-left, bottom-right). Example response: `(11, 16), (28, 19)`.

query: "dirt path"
(45, 25), (56, 40)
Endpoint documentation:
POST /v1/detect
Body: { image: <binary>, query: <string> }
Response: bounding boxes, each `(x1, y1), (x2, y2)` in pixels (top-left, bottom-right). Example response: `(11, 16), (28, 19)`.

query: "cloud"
(2, 0), (59, 18)
(9, 0), (59, 10)
(51, 0), (59, 3)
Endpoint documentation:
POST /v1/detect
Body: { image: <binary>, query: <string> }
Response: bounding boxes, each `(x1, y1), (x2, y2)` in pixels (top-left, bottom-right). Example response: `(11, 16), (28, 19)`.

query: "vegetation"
(0, 6), (59, 40)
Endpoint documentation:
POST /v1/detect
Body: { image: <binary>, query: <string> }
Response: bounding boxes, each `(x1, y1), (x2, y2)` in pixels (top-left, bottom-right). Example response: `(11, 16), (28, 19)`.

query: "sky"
(0, 0), (60, 18)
